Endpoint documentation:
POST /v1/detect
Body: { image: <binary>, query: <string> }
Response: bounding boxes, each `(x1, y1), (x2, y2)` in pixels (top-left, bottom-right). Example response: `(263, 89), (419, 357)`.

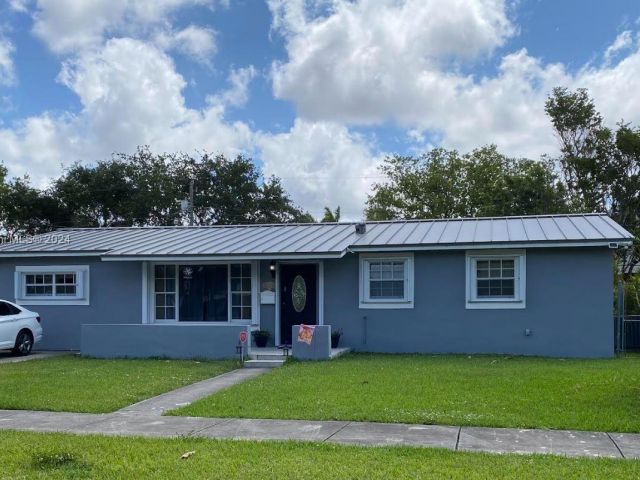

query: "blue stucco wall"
(0, 247), (615, 358)
(81, 323), (247, 359)
(0, 257), (141, 350)
(323, 248), (614, 358)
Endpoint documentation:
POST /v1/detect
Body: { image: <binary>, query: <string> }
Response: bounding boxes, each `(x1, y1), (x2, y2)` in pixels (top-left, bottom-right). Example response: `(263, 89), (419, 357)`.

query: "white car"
(0, 300), (43, 356)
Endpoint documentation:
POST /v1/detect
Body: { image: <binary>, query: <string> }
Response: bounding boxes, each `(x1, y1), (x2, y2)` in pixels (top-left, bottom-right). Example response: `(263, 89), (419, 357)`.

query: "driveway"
(0, 351), (68, 364)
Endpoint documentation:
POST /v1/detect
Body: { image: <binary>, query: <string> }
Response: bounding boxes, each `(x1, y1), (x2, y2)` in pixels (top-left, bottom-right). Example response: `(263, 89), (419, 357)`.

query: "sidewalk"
(0, 408), (638, 459)
(0, 365), (638, 460)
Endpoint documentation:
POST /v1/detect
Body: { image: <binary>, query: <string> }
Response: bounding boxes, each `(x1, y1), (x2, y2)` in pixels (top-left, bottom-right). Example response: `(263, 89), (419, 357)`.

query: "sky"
(1, 0), (640, 220)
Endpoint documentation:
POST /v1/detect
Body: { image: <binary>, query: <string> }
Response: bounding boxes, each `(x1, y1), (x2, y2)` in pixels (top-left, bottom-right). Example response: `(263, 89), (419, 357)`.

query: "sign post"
(238, 330), (248, 363)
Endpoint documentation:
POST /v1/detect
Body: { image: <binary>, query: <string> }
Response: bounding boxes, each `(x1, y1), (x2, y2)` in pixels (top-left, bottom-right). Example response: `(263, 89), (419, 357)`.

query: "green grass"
(0, 430), (638, 480)
(172, 353), (640, 432)
(0, 355), (238, 413)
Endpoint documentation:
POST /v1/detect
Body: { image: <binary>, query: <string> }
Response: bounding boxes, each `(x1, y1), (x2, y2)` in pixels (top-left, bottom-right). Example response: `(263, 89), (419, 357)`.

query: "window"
(230, 264), (252, 320)
(369, 261), (405, 299)
(154, 265), (176, 321)
(466, 251), (526, 309)
(476, 259), (514, 298)
(15, 266), (89, 305)
(25, 273), (77, 296)
(151, 262), (257, 323)
(25, 274), (53, 296)
(0, 302), (20, 316)
(359, 254), (414, 309)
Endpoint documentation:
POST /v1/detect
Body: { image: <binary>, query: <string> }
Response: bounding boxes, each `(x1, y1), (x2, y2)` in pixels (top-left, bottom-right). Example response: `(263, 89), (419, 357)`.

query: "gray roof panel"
(473, 219), (493, 243)
(595, 215), (629, 238)
(505, 218), (528, 242)
(553, 216), (584, 240)
(0, 214), (632, 258)
(421, 220), (448, 243)
(522, 217), (546, 241)
(536, 217), (565, 240)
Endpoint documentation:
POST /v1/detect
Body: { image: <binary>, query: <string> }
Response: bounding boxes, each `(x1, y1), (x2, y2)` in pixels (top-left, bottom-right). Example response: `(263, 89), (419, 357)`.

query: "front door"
(279, 264), (317, 345)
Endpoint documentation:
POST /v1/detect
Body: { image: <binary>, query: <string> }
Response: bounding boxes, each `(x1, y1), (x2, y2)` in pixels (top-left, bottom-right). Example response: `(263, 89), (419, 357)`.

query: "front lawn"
(172, 353), (640, 432)
(0, 355), (238, 413)
(0, 430), (638, 479)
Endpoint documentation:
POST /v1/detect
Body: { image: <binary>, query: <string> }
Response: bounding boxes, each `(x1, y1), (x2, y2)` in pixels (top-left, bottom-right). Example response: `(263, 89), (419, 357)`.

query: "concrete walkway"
(1, 409), (639, 459)
(117, 368), (270, 416)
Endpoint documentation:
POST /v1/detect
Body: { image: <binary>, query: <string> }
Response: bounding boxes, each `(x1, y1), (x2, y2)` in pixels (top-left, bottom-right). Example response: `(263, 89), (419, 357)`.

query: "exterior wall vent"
(355, 223), (367, 234)
(609, 242), (619, 249)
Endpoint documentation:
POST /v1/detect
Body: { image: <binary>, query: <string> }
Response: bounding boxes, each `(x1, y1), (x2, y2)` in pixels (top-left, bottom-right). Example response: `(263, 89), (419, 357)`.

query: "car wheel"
(12, 330), (33, 356)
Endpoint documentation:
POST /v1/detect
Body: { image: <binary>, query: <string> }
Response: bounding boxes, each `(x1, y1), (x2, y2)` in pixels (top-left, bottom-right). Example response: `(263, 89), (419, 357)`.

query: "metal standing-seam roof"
(0, 213), (633, 259)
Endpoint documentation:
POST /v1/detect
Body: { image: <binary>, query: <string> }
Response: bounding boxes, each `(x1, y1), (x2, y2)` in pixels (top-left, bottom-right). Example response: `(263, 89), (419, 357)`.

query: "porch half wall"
(81, 323), (248, 359)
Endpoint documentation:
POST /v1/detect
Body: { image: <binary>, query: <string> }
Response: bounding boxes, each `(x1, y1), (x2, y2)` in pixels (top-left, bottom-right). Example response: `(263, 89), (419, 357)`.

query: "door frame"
(275, 260), (324, 346)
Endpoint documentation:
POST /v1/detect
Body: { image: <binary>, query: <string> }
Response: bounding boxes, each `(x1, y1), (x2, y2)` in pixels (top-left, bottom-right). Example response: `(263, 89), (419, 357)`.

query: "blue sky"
(0, 0), (639, 218)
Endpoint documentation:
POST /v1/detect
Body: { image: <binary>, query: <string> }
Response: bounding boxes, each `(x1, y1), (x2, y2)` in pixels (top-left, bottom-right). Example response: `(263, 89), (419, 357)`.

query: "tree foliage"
(321, 206), (341, 222)
(545, 88), (640, 276)
(1, 147), (313, 233)
(366, 146), (567, 220)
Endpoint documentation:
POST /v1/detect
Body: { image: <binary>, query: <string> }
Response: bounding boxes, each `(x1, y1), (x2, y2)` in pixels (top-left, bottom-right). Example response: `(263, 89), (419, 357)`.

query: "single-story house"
(0, 213), (633, 358)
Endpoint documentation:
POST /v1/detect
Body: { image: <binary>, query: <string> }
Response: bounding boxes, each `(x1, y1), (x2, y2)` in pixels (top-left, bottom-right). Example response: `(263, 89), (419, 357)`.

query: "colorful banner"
(297, 324), (315, 345)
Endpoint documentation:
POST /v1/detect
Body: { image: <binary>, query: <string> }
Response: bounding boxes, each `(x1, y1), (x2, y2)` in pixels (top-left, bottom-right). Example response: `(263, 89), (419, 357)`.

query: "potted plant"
(252, 330), (271, 348)
(331, 329), (343, 349)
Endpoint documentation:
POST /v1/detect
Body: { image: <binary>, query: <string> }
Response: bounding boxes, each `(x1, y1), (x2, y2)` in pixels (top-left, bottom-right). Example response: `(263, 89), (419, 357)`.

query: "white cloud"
(0, 38), (254, 186)
(576, 44), (640, 125)
(258, 120), (383, 219)
(0, 115), (81, 182)
(32, 0), (129, 53)
(604, 30), (633, 64)
(154, 25), (217, 64)
(271, 0), (515, 123)
(269, 0), (640, 160)
(9, 0), (30, 13)
(31, 0), (218, 54)
(211, 65), (258, 107)
(0, 38), (16, 86)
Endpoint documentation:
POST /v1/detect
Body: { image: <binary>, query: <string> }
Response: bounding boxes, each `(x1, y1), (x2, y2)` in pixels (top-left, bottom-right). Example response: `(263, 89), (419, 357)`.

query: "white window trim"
(14, 265), (90, 306)
(359, 253), (414, 309)
(465, 250), (526, 309)
(149, 261), (260, 325)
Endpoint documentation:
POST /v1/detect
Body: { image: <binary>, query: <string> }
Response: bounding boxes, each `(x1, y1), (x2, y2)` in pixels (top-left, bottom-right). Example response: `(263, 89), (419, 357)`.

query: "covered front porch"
(140, 259), (327, 349)
(80, 257), (338, 360)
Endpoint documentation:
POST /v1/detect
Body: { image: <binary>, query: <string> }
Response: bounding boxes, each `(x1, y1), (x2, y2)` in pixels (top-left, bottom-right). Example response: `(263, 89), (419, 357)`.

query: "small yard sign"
(239, 331), (248, 344)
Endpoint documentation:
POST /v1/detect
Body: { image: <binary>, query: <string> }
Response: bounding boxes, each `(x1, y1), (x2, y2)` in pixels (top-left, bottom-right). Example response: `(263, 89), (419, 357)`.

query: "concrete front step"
(252, 354), (290, 361)
(244, 359), (285, 369)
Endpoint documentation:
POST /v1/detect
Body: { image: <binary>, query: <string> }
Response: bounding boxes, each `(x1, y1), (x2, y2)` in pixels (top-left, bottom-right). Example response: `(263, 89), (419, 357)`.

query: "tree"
(366, 146), (567, 220)
(544, 87), (613, 212)
(366, 149), (466, 220)
(546, 88), (640, 275)
(24, 147), (313, 229)
(256, 177), (315, 223)
(321, 206), (341, 222)
(3, 177), (69, 236)
(171, 152), (312, 225)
